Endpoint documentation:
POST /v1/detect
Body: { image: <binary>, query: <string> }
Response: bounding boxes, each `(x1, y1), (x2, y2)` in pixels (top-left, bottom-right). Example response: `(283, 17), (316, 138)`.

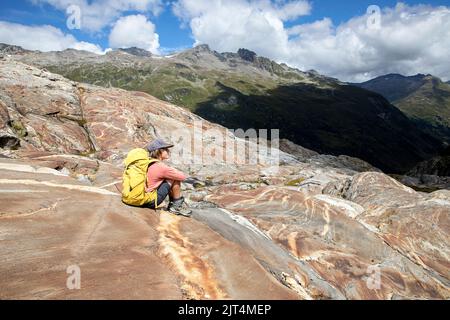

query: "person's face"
(161, 148), (170, 160)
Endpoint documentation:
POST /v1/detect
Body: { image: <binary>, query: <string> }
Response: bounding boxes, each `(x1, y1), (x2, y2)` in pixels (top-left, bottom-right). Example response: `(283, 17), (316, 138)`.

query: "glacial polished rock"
(0, 158), (297, 300)
(0, 59), (448, 299)
(205, 180), (450, 299)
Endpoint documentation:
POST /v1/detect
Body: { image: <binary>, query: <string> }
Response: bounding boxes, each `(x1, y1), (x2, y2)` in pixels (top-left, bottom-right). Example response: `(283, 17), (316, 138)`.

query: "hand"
(184, 177), (206, 188)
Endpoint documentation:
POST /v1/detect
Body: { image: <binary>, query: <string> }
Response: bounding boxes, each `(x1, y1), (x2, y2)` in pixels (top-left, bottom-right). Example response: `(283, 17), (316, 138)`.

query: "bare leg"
(169, 180), (181, 200)
(167, 180), (191, 216)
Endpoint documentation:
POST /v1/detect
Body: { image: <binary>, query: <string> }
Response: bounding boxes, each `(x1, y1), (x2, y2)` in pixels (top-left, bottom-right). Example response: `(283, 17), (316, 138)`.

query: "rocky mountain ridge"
(354, 73), (450, 145)
(0, 43), (442, 174)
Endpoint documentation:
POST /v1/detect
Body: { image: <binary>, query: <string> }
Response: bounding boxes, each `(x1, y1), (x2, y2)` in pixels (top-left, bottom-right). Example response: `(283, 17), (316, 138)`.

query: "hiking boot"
(168, 196), (192, 217)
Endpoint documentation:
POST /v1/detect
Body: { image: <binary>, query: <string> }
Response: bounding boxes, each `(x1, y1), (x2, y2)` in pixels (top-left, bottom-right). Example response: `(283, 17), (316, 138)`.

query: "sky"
(0, 0), (449, 82)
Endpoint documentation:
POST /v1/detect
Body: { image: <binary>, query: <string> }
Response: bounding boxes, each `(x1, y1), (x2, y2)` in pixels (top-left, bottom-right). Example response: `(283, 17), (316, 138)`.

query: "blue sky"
(0, 0), (192, 52)
(0, 0), (449, 81)
(0, 0), (447, 52)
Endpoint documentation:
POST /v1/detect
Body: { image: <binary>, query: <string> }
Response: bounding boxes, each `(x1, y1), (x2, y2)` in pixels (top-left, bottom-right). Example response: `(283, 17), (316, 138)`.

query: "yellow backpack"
(122, 148), (160, 207)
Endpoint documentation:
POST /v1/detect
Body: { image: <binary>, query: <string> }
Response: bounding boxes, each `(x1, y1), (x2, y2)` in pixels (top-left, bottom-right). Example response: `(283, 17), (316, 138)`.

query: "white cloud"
(0, 21), (106, 54)
(108, 14), (160, 54)
(71, 41), (108, 54)
(173, 0), (310, 60)
(288, 3), (450, 82)
(275, 0), (312, 21)
(173, 1), (450, 82)
(31, 0), (164, 32)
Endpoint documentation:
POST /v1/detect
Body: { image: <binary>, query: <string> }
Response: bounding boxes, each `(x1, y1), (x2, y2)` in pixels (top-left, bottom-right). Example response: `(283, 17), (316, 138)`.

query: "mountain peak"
(118, 47), (152, 57)
(383, 73), (406, 78)
(353, 71), (450, 144)
(307, 69), (320, 75)
(376, 73), (433, 81)
(0, 43), (30, 55)
(353, 73), (433, 102)
(193, 44), (212, 52)
(237, 48), (257, 62)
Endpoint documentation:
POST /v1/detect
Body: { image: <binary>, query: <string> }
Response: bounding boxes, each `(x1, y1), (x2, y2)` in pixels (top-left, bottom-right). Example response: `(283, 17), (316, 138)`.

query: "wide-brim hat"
(146, 138), (174, 152)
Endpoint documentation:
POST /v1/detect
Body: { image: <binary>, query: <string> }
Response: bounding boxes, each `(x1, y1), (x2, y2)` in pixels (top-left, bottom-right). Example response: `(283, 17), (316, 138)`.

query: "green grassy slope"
(33, 47), (443, 173)
(354, 74), (450, 144)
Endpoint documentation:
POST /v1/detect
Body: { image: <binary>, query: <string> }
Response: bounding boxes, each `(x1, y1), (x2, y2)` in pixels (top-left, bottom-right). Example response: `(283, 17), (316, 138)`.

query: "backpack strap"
(146, 158), (160, 209)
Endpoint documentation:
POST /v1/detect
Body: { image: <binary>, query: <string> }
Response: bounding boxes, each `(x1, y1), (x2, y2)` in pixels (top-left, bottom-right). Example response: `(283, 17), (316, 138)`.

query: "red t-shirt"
(146, 162), (187, 192)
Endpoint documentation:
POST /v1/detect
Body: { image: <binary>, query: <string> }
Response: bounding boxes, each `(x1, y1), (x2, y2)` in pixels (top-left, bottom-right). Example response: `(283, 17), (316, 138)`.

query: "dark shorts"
(147, 180), (171, 209)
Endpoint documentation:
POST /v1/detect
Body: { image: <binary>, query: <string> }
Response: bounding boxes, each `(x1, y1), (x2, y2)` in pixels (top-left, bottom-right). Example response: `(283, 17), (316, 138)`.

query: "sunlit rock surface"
(0, 158), (298, 300)
(206, 181), (450, 299)
(0, 58), (448, 299)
